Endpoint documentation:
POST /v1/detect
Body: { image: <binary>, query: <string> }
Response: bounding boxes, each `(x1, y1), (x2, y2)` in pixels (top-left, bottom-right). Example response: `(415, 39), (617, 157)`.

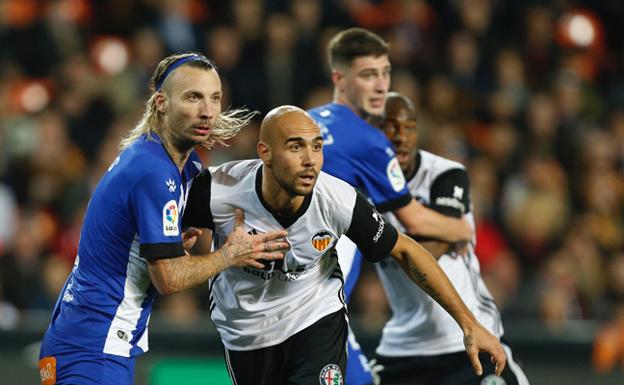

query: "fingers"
(182, 227), (203, 241)
(467, 347), (483, 376)
(246, 260), (266, 269)
(262, 241), (290, 252)
(492, 348), (506, 375)
(262, 229), (289, 240)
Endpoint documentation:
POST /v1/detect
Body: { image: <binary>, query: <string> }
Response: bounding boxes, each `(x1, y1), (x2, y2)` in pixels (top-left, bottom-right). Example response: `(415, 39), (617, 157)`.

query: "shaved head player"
(183, 105), (506, 385)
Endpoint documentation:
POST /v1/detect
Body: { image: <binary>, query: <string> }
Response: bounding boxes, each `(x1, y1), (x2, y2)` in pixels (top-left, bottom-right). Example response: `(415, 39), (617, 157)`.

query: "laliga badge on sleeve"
(386, 157), (406, 192)
(163, 200), (179, 236)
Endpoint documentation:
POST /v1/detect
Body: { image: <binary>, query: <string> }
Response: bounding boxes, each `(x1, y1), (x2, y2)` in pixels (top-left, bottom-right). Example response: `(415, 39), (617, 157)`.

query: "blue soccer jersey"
(44, 134), (202, 358)
(308, 103), (411, 212)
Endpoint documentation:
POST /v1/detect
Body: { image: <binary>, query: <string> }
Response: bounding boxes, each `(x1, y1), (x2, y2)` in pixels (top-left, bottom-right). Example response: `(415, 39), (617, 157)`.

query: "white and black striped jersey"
(183, 159), (398, 351)
(376, 150), (503, 357)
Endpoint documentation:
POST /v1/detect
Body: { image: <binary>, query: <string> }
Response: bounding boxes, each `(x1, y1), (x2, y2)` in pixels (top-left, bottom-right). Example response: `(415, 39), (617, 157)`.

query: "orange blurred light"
(10, 79), (53, 113)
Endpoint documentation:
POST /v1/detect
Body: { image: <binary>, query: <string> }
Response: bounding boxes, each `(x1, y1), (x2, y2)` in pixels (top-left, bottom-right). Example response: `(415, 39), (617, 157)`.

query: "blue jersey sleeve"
(131, 170), (184, 261)
(352, 141), (412, 213)
(312, 103), (412, 213)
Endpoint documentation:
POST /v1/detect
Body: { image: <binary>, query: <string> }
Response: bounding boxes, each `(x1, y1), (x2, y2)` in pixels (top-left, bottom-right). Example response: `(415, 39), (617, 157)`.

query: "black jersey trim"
(255, 166), (313, 228)
(375, 192), (412, 213)
(346, 191), (399, 262)
(141, 242), (184, 261)
(429, 168), (471, 217)
(182, 169), (215, 230)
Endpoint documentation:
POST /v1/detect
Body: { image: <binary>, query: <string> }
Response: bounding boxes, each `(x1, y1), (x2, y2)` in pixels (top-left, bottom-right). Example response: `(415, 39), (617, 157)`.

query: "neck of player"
(261, 166), (305, 216)
(160, 129), (193, 172)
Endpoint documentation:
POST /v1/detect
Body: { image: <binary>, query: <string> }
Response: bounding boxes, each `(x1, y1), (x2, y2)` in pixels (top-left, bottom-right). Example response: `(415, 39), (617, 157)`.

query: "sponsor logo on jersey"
(372, 209), (385, 243)
(453, 185), (464, 199)
(386, 157), (406, 192)
(311, 230), (334, 252)
(480, 374), (506, 385)
(166, 178), (176, 193)
(39, 356), (56, 385)
(319, 364), (343, 385)
(163, 200), (179, 236)
(435, 196), (465, 214)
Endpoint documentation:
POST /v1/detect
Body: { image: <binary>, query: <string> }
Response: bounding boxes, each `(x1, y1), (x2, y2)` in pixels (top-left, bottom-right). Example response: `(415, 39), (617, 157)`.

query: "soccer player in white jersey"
(372, 93), (530, 385)
(183, 105), (507, 385)
(38, 53), (289, 385)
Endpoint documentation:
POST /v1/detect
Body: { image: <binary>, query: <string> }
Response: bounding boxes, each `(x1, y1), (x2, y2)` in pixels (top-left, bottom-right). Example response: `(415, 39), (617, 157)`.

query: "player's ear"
(257, 141), (272, 167)
(155, 92), (167, 114)
(331, 68), (345, 90)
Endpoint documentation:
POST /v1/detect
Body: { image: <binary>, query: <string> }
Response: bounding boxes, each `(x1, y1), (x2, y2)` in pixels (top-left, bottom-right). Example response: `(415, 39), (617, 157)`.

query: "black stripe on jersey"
(140, 242), (185, 261)
(255, 167), (313, 228)
(346, 191), (399, 262)
(182, 169), (215, 230)
(208, 273), (219, 314)
(329, 251), (347, 308)
(375, 192), (412, 213)
(462, 253), (502, 334)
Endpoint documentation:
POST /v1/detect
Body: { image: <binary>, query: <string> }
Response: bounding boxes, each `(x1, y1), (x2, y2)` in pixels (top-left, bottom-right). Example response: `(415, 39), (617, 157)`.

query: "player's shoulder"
(307, 102), (335, 118)
(314, 171), (357, 205)
(419, 150), (466, 174)
(209, 159), (261, 187)
(114, 135), (177, 180)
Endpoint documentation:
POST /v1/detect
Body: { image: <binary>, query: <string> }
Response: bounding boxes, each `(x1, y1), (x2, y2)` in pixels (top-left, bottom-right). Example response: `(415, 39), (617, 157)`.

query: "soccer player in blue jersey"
(308, 28), (476, 385)
(37, 53), (289, 385)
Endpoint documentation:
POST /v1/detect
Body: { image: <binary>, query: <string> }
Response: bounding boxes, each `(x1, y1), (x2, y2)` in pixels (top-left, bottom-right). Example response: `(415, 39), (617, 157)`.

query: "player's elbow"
(153, 281), (180, 296)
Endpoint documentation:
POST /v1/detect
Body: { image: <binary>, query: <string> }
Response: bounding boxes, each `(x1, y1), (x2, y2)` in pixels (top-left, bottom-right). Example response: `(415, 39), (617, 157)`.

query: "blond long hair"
(120, 53), (257, 150)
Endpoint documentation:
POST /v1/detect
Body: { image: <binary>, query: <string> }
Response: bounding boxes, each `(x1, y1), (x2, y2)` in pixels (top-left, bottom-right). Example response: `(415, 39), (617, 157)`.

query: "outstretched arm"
(390, 232), (506, 376)
(148, 209), (288, 295)
(393, 199), (472, 242)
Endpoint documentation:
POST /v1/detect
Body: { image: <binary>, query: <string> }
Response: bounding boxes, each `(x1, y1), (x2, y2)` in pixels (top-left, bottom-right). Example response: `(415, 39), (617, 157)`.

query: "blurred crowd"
(0, 0), (623, 373)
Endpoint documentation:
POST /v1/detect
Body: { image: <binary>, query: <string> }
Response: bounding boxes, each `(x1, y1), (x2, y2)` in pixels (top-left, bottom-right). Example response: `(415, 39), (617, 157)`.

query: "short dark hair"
(327, 28), (389, 69)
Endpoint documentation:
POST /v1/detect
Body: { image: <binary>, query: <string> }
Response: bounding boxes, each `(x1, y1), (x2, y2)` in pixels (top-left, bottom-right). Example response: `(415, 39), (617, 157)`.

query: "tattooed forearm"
(154, 249), (230, 294)
(407, 258), (447, 311)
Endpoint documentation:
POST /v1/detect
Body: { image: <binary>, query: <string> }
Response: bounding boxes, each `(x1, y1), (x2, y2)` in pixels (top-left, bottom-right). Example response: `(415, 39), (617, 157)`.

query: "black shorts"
(375, 341), (529, 385)
(224, 309), (348, 385)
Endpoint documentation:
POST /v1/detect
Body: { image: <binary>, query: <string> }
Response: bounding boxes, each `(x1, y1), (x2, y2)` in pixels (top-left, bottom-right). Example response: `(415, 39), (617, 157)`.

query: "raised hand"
(462, 322), (507, 376)
(222, 209), (290, 269)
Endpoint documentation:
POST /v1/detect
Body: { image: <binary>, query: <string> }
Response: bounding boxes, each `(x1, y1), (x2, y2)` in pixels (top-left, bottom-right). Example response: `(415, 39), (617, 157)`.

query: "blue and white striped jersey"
(45, 134), (202, 357)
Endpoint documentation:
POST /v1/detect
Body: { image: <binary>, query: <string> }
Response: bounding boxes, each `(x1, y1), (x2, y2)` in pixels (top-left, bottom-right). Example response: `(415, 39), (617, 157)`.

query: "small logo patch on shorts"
(481, 374), (507, 385)
(39, 356), (56, 385)
(319, 363), (343, 385)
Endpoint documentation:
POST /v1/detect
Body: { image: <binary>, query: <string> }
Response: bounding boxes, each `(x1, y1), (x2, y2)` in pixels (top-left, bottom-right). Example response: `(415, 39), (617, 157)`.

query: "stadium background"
(0, 0), (623, 384)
